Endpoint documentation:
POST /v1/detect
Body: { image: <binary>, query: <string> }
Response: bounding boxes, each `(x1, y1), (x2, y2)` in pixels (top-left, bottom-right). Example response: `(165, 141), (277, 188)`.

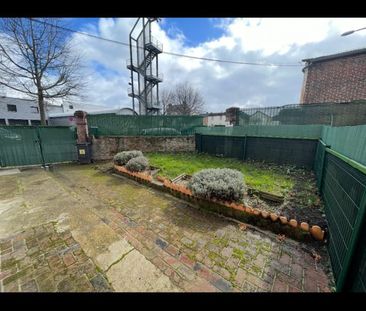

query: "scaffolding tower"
(127, 18), (163, 115)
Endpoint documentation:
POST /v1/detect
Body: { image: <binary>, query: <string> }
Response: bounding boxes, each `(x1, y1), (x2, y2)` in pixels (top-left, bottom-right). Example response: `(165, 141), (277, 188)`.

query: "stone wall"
(91, 136), (195, 161)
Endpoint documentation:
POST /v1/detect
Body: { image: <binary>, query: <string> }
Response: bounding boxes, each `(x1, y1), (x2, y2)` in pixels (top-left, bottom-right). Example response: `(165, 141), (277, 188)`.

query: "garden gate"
(0, 126), (77, 167)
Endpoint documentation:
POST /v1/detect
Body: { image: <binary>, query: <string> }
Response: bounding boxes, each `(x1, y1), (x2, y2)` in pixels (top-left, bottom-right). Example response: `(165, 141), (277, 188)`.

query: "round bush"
(113, 150), (143, 165)
(125, 156), (149, 172)
(188, 168), (245, 202)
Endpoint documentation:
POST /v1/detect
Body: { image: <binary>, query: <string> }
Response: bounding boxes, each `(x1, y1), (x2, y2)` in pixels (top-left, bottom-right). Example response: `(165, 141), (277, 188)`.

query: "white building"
(48, 107), (138, 126)
(203, 112), (231, 127)
(0, 96), (125, 126)
(0, 96), (64, 125)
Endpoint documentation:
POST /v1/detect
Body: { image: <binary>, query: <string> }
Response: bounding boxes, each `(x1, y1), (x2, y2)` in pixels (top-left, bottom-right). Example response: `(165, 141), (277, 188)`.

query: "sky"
(3, 18), (366, 113)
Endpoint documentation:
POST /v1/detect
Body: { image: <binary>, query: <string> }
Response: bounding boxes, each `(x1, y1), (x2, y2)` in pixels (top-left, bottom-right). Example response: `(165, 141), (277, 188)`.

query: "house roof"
(207, 112), (226, 117)
(250, 111), (271, 117)
(302, 47), (366, 64)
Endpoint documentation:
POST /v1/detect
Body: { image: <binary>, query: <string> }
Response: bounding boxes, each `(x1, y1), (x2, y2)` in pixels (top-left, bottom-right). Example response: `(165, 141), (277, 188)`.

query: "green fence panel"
(321, 125), (366, 166)
(196, 134), (317, 169)
(195, 125), (323, 139)
(38, 126), (77, 163)
(0, 126), (42, 167)
(350, 213), (366, 292)
(321, 152), (366, 291)
(0, 126), (77, 167)
(87, 114), (203, 136)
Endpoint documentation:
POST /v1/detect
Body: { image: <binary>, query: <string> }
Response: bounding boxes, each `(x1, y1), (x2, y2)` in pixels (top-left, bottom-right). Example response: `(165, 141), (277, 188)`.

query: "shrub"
(125, 156), (149, 172)
(113, 150), (143, 165)
(188, 168), (245, 202)
(140, 128), (181, 136)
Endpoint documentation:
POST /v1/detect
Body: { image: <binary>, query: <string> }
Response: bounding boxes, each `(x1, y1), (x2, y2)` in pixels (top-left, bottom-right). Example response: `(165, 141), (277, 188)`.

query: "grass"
(146, 152), (294, 196)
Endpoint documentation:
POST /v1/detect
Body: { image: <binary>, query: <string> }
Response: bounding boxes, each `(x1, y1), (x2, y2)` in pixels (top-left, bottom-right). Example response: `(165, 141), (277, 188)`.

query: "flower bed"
(113, 164), (325, 242)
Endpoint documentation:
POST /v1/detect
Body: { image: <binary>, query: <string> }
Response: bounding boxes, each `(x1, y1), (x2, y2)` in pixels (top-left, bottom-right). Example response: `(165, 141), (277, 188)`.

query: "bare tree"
(0, 18), (84, 125)
(160, 88), (175, 115)
(164, 82), (204, 115)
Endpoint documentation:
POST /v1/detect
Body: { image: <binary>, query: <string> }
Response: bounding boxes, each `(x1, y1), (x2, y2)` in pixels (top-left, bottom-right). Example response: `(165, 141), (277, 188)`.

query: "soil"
(174, 161), (327, 230)
(243, 162), (327, 229)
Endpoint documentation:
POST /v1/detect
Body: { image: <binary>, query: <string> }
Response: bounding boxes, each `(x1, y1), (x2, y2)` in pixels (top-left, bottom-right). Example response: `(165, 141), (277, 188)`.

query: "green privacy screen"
(196, 134), (318, 169)
(320, 152), (366, 291)
(0, 126), (43, 166)
(0, 126), (77, 167)
(37, 127), (77, 163)
(321, 125), (366, 166)
(87, 114), (204, 136)
(350, 218), (366, 292)
(195, 124), (323, 139)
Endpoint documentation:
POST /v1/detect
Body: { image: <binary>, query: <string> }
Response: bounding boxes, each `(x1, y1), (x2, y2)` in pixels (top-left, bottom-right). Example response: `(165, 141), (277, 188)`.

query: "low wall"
(91, 135), (195, 160)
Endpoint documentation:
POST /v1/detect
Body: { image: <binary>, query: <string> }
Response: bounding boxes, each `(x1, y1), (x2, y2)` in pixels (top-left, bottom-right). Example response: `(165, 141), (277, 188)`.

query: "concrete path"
(0, 164), (334, 292)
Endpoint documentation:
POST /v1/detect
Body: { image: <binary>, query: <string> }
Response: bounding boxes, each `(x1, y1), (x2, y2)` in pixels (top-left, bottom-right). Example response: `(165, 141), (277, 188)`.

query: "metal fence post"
(36, 127), (46, 167)
(319, 142), (331, 193)
(242, 135), (247, 161)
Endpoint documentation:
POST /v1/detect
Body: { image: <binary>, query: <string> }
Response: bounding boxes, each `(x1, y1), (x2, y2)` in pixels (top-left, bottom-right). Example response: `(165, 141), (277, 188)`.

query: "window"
(30, 106), (39, 113)
(31, 120), (41, 126)
(7, 104), (17, 112)
(8, 119), (28, 125)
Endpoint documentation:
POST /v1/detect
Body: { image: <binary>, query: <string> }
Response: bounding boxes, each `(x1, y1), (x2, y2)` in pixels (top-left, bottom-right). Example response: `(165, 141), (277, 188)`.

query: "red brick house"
(300, 48), (366, 104)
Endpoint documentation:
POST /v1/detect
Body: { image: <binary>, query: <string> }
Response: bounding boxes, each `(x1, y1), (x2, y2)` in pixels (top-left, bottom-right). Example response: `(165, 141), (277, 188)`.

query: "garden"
(112, 150), (327, 242)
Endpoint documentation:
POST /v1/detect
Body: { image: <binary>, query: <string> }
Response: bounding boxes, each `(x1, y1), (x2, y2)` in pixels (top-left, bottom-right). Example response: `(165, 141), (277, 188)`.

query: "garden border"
(113, 164), (325, 242)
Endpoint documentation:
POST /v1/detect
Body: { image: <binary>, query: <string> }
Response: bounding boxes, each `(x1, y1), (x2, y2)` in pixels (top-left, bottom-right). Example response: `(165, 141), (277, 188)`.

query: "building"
(0, 96), (119, 126)
(48, 107), (138, 126)
(248, 111), (278, 125)
(203, 112), (231, 127)
(0, 96), (62, 125)
(300, 48), (366, 104)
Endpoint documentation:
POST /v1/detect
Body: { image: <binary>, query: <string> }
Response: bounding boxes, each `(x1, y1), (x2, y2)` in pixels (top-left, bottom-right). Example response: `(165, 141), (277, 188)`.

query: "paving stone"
(56, 277), (75, 292)
(221, 247), (233, 258)
(177, 265), (196, 281)
(235, 268), (247, 286)
(212, 278), (234, 292)
(90, 273), (112, 292)
(155, 238), (168, 249)
(272, 277), (288, 292)
(20, 279), (38, 292)
(63, 253), (76, 266)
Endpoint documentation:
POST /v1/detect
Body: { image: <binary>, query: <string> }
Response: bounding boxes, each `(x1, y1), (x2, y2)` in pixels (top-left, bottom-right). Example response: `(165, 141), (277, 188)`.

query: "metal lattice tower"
(127, 18), (163, 115)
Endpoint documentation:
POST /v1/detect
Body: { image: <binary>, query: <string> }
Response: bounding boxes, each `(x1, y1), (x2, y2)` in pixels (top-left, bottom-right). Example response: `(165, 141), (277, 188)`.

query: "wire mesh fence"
(321, 151), (366, 291)
(239, 101), (366, 126)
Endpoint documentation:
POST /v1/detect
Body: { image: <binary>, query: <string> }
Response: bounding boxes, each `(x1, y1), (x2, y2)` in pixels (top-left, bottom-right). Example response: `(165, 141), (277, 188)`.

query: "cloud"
(2, 18), (366, 112)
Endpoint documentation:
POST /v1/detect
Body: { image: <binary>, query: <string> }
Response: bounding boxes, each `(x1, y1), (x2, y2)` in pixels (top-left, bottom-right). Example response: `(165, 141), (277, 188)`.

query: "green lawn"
(146, 152), (294, 196)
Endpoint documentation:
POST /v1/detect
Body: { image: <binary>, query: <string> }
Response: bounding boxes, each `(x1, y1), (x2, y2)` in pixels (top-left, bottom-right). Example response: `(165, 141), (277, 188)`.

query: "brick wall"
(91, 136), (195, 160)
(301, 53), (366, 104)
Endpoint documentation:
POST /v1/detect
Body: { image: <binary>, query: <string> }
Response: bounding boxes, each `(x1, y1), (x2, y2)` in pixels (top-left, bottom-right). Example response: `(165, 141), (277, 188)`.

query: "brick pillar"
(226, 107), (240, 126)
(74, 110), (89, 143)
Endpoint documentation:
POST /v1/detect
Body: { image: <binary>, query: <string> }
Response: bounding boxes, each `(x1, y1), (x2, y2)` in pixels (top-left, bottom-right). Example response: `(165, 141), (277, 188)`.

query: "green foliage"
(125, 156), (149, 172)
(113, 150), (143, 165)
(140, 128), (181, 136)
(188, 168), (245, 202)
(146, 152), (294, 196)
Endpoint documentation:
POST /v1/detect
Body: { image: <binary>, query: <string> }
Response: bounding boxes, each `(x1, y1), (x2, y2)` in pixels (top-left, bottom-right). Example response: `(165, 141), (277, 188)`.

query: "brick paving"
(0, 223), (112, 292)
(0, 164), (334, 292)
